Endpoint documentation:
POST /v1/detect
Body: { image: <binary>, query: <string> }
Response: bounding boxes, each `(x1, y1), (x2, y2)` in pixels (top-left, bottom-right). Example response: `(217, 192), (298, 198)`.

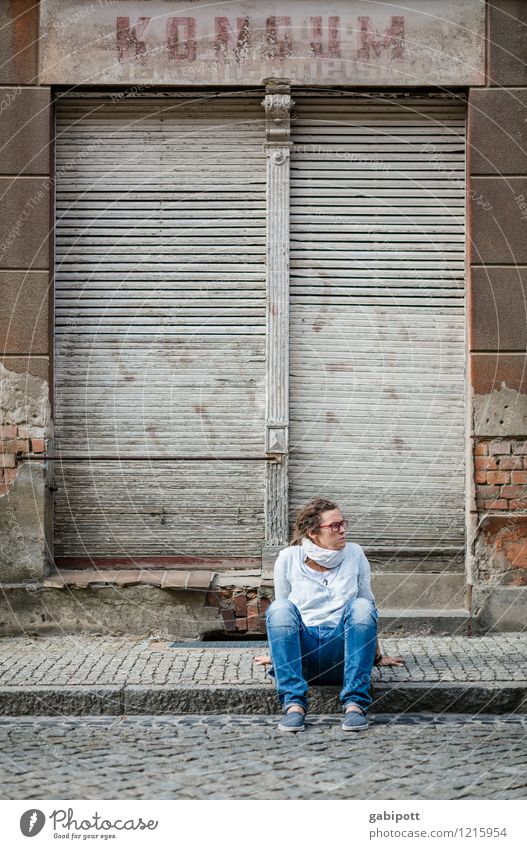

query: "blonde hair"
(290, 498), (339, 546)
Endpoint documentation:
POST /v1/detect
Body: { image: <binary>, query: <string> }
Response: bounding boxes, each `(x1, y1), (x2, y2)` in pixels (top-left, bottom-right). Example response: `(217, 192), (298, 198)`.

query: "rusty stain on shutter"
(289, 94), (466, 551)
(54, 94), (266, 558)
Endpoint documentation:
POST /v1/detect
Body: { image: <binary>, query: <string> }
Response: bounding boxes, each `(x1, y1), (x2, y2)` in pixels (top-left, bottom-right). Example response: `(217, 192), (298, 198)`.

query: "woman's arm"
(356, 547), (376, 604)
(273, 550), (292, 600)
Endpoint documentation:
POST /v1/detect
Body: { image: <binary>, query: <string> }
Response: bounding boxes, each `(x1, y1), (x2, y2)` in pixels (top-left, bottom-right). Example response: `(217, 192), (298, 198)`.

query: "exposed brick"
(221, 609), (236, 631)
(475, 471), (487, 484)
(497, 456), (523, 471)
(17, 426), (45, 439)
(247, 602), (259, 631)
(0, 484), (9, 496)
(487, 471), (510, 485)
(501, 485), (527, 499)
(509, 500), (527, 510)
(232, 594), (247, 618)
(0, 454), (15, 468)
(474, 442), (488, 456)
(235, 617), (247, 631)
(0, 439), (17, 453)
(512, 441), (527, 455)
(0, 426), (16, 439)
(484, 500), (508, 510)
(258, 596), (271, 614)
(480, 515), (527, 581)
(205, 591), (220, 608)
(475, 457), (498, 471)
(488, 440), (511, 455)
(511, 471), (527, 484)
(257, 615), (267, 634)
(31, 438), (45, 454)
(476, 485), (501, 500)
(15, 438), (29, 454)
(4, 468), (17, 484)
(471, 354), (527, 398)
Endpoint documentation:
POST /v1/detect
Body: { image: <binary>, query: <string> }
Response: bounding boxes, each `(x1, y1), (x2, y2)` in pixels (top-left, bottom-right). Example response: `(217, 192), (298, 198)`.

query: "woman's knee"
(266, 599), (300, 626)
(344, 597), (377, 626)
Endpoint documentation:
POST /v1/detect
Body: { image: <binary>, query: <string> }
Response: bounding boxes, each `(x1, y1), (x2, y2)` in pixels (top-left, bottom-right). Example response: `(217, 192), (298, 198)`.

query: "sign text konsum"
(39, 0), (485, 86)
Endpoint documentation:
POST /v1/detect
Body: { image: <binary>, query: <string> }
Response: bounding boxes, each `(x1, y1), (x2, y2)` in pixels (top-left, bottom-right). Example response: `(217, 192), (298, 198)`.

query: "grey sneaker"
(278, 709), (306, 732)
(342, 707), (368, 731)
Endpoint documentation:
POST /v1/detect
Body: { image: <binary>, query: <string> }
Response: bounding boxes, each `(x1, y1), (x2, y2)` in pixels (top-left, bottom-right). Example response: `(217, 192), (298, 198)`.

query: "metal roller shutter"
(54, 94), (266, 559)
(289, 94), (466, 552)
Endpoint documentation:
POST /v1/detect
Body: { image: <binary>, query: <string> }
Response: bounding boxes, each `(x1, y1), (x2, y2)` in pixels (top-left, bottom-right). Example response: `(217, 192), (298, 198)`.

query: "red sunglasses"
(318, 520), (348, 533)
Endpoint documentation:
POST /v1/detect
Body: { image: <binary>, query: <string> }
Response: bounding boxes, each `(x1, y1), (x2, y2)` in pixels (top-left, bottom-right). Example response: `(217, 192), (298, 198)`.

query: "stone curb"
(0, 686), (123, 716)
(0, 682), (525, 716)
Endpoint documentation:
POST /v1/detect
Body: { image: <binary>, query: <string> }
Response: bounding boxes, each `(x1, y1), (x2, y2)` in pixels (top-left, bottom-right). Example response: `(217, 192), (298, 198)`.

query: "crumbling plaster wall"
(0, 362), (51, 582)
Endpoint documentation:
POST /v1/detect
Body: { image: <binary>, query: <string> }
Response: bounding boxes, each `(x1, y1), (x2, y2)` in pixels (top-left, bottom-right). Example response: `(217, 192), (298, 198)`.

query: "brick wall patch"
(205, 588), (272, 634)
(475, 439), (527, 511)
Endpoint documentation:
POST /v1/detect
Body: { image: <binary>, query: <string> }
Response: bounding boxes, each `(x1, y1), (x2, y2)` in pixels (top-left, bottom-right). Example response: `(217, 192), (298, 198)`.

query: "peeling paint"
(0, 462), (47, 583)
(0, 362), (51, 494)
(476, 517), (527, 587)
(473, 386), (527, 437)
(0, 362), (51, 582)
(0, 362), (50, 432)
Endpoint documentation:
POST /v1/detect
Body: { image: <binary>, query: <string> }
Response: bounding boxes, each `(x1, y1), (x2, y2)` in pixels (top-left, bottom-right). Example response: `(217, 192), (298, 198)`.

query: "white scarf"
(302, 536), (346, 569)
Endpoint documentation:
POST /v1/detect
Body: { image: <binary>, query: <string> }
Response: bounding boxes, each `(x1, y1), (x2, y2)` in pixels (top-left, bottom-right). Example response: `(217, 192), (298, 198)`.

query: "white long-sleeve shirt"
(273, 542), (376, 627)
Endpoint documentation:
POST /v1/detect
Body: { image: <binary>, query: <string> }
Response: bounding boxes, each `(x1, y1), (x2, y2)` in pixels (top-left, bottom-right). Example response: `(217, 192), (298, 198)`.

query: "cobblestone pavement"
(0, 634), (525, 687)
(0, 714), (525, 800)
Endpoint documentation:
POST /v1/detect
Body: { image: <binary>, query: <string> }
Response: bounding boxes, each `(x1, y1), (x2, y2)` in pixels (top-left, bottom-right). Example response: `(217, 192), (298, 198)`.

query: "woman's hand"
(377, 654), (405, 667)
(255, 654), (405, 667)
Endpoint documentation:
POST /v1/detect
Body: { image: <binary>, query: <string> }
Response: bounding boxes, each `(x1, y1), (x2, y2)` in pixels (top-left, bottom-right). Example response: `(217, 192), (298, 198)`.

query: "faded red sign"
(39, 1), (485, 86)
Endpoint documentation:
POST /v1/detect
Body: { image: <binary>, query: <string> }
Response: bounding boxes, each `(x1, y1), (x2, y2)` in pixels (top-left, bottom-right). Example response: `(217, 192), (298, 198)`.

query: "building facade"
(0, 0), (526, 636)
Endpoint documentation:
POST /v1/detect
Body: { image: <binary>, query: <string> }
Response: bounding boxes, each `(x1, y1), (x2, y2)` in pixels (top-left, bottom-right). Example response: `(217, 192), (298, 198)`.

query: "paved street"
(0, 714), (525, 800)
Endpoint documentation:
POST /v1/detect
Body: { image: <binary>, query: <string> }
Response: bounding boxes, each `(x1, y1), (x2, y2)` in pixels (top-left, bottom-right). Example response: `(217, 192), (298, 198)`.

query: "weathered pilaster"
(263, 83), (293, 552)
(0, 3), (52, 584)
(467, 1), (527, 629)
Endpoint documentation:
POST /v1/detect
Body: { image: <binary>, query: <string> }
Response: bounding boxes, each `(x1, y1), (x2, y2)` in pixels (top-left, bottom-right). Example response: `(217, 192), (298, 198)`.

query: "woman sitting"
(255, 498), (403, 733)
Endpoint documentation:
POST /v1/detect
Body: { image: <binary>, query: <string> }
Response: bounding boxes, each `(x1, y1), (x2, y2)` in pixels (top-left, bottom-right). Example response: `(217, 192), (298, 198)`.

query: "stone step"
(372, 571), (466, 609)
(0, 680), (524, 716)
(378, 609), (471, 635)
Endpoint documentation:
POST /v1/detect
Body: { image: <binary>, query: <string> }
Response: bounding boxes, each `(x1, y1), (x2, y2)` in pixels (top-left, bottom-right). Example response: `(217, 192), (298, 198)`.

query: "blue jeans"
(265, 598), (378, 712)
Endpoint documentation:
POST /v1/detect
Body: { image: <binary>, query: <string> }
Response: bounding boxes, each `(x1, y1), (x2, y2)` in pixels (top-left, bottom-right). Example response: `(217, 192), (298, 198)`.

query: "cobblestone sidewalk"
(0, 634), (525, 686)
(0, 634), (525, 715)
